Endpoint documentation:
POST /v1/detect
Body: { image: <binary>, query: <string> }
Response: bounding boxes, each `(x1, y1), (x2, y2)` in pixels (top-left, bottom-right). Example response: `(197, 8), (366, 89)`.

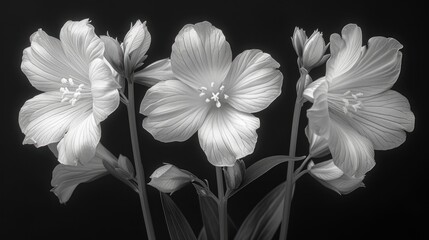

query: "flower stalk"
(216, 167), (228, 240)
(126, 79), (156, 240)
(279, 92), (303, 240)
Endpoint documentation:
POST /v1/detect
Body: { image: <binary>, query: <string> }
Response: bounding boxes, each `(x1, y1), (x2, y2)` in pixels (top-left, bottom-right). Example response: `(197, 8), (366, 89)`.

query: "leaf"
(160, 193), (197, 240)
(193, 184), (237, 240)
(229, 155), (303, 198)
(234, 182), (286, 240)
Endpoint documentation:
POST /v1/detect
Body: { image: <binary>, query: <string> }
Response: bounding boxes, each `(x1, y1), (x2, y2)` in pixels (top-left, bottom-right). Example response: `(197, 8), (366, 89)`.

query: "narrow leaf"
(229, 155), (303, 197)
(234, 182), (286, 240)
(160, 193), (197, 240)
(193, 184), (237, 240)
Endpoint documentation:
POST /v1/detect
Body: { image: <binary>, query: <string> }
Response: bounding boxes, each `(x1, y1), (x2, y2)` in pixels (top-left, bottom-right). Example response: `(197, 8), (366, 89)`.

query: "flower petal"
(198, 105), (260, 166)
(223, 50), (283, 113)
(347, 90), (415, 150)
(326, 24), (363, 82)
(307, 80), (330, 139)
(89, 58), (120, 124)
(303, 77), (326, 102)
(21, 29), (79, 92)
(328, 114), (375, 177)
(140, 80), (209, 142)
(305, 125), (330, 158)
(171, 21), (232, 89)
(134, 58), (174, 87)
(58, 114), (101, 165)
(19, 92), (92, 147)
(330, 37), (403, 96)
(59, 19), (104, 80)
(308, 160), (344, 181)
(51, 155), (106, 204)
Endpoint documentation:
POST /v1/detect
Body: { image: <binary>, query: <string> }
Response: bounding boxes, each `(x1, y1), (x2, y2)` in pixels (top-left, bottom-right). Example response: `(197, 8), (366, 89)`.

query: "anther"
(224, 94), (229, 99)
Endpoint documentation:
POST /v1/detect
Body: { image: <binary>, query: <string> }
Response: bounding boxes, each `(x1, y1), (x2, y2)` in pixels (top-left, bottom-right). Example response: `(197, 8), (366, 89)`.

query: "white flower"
(148, 164), (194, 193)
(304, 24), (415, 177)
(50, 144), (116, 204)
(140, 21), (283, 166)
(292, 27), (329, 70)
(307, 160), (365, 194)
(19, 19), (120, 165)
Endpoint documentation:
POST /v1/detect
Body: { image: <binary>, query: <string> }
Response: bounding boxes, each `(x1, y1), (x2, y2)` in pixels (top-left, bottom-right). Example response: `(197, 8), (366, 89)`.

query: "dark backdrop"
(2, 0), (426, 239)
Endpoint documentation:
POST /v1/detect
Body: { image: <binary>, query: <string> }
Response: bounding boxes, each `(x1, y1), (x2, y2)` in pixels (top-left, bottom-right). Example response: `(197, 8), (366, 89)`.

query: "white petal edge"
(307, 80), (330, 140)
(140, 80), (210, 142)
(303, 77), (326, 102)
(198, 105), (260, 167)
(171, 21), (232, 89)
(224, 49), (283, 113)
(134, 58), (174, 87)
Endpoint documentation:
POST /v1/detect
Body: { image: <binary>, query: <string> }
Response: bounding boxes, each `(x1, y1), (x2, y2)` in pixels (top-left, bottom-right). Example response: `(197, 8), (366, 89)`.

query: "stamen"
(211, 92), (220, 102)
(224, 94), (229, 99)
(59, 77), (86, 106)
(199, 92), (206, 97)
(340, 90), (364, 116)
(205, 98), (210, 103)
(216, 101), (221, 108)
(210, 82), (215, 88)
(68, 78), (75, 86)
(61, 78), (68, 84)
(219, 85), (225, 91)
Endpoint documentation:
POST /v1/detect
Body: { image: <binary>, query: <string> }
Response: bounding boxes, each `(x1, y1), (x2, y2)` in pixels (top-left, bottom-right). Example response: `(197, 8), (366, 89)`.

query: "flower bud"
(308, 160), (365, 194)
(223, 159), (245, 190)
(302, 30), (329, 71)
(148, 164), (193, 194)
(100, 35), (124, 75)
(123, 20), (151, 76)
(305, 126), (330, 158)
(292, 27), (307, 58)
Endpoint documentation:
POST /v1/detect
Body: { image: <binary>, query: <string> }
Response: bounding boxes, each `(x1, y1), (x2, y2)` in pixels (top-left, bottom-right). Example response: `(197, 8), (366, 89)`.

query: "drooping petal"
(308, 160), (365, 194)
(347, 90), (415, 150)
(19, 92), (92, 147)
(171, 21), (232, 89)
(58, 114), (101, 165)
(328, 114), (375, 177)
(198, 105), (260, 166)
(303, 77), (326, 102)
(134, 58), (174, 87)
(59, 19), (104, 81)
(51, 155), (107, 204)
(140, 80), (210, 142)
(307, 80), (330, 140)
(329, 37), (403, 96)
(89, 58), (120, 124)
(21, 29), (74, 92)
(326, 24), (363, 82)
(223, 50), (283, 113)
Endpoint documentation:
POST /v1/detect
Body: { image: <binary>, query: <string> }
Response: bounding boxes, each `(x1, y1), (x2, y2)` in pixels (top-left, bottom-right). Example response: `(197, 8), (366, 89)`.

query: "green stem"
(126, 82), (156, 240)
(216, 167), (228, 240)
(279, 98), (302, 240)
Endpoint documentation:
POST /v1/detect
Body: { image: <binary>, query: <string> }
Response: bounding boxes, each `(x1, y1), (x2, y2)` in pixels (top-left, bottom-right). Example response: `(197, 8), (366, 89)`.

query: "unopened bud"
(302, 30), (329, 71)
(223, 159), (246, 190)
(148, 164), (193, 194)
(123, 20), (151, 77)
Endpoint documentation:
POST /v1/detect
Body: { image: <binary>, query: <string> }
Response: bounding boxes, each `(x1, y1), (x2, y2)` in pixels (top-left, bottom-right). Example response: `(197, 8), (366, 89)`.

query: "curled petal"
(305, 125), (330, 158)
(141, 80), (209, 142)
(198, 105), (260, 166)
(171, 21), (232, 89)
(89, 58), (120, 124)
(224, 50), (283, 113)
(307, 80), (330, 139)
(303, 77), (326, 102)
(348, 90), (415, 150)
(19, 92), (92, 147)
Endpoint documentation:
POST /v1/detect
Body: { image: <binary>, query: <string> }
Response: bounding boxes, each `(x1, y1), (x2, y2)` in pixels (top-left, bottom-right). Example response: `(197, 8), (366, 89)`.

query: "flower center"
(59, 78), (88, 106)
(198, 82), (229, 108)
(341, 90), (363, 115)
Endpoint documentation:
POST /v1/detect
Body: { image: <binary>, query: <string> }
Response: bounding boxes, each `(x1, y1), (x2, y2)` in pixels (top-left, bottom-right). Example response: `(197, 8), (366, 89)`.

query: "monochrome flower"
(19, 19), (120, 165)
(140, 21), (283, 166)
(304, 24), (415, 177)
(292, 27), (329, 70)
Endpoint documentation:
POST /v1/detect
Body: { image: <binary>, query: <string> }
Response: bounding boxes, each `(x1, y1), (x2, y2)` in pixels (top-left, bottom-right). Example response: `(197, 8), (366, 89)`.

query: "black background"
(1, 0), (427, 239)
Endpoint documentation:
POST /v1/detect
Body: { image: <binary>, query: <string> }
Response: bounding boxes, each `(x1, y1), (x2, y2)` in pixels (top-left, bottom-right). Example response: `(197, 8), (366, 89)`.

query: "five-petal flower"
(19, 19), (120, 165)
(304, 24), (415, 177)
(140, 21), (283, 166)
